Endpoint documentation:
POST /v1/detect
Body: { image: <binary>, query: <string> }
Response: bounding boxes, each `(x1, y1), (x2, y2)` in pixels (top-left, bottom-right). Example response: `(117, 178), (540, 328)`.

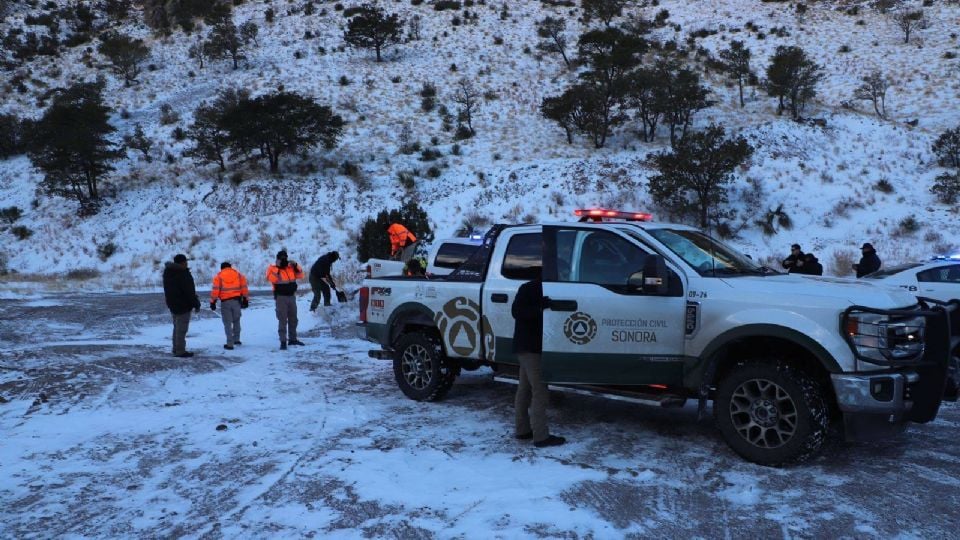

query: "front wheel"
(393, 332), (460, 401)
(715, 361), (830, 466)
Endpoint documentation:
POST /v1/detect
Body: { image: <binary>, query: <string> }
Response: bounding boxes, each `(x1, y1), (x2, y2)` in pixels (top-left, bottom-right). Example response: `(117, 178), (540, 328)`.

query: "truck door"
(540, 226), (687, 385)
(481, 230), (543, 365)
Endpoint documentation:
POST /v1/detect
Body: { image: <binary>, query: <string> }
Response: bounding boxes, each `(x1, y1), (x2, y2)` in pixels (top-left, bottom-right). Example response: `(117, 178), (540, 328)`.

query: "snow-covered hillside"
(1, 0), (959, 287)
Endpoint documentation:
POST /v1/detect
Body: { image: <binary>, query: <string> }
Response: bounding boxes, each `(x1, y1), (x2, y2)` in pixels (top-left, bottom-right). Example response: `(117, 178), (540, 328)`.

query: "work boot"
(289, 339), (305, 346)
(534, 435), (566, 448)
(234, 340), (242, 346)
(174, 352), (195, 358)
(515, 432), (533, 440)
(224, 344), (234, 350)
(280, 342), (287, 350)
(324, 302), (332, 307)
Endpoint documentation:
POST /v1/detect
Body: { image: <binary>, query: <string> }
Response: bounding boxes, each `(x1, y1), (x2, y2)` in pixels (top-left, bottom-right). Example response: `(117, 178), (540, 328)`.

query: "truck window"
(502, 233), (542, 280)
(557, 230), (647, 287)
(918, 265), (960, 283)
(434, 242), (480, 269)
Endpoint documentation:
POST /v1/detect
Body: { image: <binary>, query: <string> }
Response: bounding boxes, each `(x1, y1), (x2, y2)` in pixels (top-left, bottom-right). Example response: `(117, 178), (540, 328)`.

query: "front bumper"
(831, 371), (919, 441)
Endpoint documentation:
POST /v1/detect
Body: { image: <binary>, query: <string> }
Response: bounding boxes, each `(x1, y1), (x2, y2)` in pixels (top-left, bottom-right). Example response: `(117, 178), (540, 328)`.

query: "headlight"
(845, 313), (924, 363)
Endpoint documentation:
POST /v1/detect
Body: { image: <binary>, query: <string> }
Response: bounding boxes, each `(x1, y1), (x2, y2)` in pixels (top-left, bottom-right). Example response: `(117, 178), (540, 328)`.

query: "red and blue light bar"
(574, 208), (653, 222)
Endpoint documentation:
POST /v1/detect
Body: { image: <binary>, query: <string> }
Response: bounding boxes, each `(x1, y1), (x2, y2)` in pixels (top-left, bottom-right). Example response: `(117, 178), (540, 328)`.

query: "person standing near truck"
(388, 222), (418, 261)
(781, 244), (805, 274)
(309, 251), (340, 311)
(854, 242), (881, 278)
(512, 269), (565, 448)
(210, 262), (249, 350)
(266, 250), (305, 350)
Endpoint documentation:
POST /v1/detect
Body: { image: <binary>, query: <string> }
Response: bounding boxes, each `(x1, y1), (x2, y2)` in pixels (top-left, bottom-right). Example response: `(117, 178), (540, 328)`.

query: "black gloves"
(210, 301), (217, 311)
(240, 296), (249, 309)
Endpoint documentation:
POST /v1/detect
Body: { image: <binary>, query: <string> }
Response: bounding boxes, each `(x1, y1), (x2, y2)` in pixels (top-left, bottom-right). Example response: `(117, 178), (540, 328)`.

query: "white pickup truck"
(357, 210), (960, 465)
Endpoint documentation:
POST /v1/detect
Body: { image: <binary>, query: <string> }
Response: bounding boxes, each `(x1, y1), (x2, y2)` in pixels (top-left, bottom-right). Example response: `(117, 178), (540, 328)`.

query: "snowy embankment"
(1, 1), (959, 285)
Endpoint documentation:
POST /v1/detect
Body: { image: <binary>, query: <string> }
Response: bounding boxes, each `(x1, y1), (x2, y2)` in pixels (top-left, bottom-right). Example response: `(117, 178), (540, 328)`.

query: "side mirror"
(627, 255), (669, 295)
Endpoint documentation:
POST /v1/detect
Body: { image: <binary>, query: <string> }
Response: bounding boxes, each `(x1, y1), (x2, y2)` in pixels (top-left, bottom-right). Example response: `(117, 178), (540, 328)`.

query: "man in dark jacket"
(309, 251), (340, 311)
(781, 244), (805, 274)
(512, 269), (565, 448)
(854, 243), (881, 278)
(801, 253), (823, 276)
(162, 253), (201, 357)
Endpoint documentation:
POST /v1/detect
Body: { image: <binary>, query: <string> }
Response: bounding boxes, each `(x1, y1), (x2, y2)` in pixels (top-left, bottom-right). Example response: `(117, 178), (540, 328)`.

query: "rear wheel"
(393, 332), (460, 401)
(715, 361), (830, 466)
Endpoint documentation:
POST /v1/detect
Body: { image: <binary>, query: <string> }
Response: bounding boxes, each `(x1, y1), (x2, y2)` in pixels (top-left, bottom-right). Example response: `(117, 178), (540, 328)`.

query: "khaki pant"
(515, 352), (549, 442)
(171, 311), (191, 355)
(275, 294), (298, 343)
(220, 298), (241, 346)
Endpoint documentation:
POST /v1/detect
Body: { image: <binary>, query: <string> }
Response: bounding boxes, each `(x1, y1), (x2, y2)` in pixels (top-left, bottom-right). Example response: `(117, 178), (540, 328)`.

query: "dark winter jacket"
(781, 252), (805, 274)
(855, 250), (881, 278)
(310, 252), (339, 282)
(163, 262), (201, 315)
(512, 279), (544, 354)
(801, 255), (823, 276)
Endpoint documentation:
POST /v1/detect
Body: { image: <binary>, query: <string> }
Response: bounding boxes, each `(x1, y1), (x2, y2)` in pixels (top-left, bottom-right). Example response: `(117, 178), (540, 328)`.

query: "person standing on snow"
(162, 253), (201, 358)
(853, 243), (881, 278)
(210, 262), (249, 350)
(511, 267), (565, 448)
(388, 222), (418, 262)
(266, 250), (305, 350)
(781, 244), (805, 274)
(309, 251), (340, 311)
(801, 253), (823, 276)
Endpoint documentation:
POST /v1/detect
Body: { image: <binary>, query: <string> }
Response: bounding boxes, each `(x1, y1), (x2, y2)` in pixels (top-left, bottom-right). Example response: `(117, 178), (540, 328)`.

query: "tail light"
(364, 264), (372, 278)
(359, 286), (369, 323)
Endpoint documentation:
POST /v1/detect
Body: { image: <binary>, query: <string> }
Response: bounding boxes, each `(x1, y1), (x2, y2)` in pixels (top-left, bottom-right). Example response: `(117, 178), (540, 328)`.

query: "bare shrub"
(829, 249), (857, 277)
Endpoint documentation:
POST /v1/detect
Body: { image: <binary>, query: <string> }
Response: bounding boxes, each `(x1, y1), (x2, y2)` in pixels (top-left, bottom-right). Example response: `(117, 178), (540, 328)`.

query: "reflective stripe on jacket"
(266, 263), (304, 296)
(211, 268), (249, 302)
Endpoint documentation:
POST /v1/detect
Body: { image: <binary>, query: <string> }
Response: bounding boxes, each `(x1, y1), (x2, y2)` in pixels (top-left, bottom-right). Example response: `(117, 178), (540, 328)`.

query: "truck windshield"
(646, 228), (767, 277)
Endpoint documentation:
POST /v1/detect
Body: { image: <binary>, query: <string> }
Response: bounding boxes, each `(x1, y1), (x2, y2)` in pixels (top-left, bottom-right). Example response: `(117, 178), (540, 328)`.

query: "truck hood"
(719, 274), (917, 309)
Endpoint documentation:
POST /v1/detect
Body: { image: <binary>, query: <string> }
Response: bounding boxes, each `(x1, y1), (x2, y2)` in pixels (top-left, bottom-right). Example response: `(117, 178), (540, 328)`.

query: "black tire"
(393, 332), (460, 401)
(715, 361), (830, 466)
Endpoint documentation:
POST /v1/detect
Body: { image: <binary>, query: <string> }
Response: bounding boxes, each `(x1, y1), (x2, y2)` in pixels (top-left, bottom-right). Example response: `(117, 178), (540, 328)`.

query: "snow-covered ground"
(1, 1), (959, 285)
(2, 291), (960, 537)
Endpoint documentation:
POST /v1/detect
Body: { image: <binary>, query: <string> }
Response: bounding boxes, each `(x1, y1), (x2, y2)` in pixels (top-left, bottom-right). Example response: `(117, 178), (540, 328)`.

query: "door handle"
(491, 293), (508, 303)
(548, 299), (578, 312)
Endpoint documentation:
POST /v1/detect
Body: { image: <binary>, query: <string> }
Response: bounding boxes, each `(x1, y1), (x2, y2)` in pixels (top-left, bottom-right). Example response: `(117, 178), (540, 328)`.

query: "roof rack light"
(574, 208), (653, 222)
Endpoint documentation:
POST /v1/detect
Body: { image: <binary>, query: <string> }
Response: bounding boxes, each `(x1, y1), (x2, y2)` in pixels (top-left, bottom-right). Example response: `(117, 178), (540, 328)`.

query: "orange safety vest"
(388, 223), (417, 256)
(210, 268), (249, 302)
(266, 263), (304, 290)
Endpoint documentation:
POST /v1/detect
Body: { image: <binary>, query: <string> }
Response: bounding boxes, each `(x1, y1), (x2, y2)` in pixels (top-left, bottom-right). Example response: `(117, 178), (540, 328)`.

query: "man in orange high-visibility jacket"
(388, 223), (417, 261)
(266, 250), (305, 350)
(210, 262), (249, 350)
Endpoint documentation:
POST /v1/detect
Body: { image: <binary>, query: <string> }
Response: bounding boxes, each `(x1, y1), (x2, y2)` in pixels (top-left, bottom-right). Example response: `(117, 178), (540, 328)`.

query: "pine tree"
(648, 124), (753, 228)
(719, 40), (751, 108)
(765, 46), (822, 120)
(29, 80), (121, 214)
(343, 4), (403, 62)
(98, 32), (150, 86)
(221, 92), (344, 173)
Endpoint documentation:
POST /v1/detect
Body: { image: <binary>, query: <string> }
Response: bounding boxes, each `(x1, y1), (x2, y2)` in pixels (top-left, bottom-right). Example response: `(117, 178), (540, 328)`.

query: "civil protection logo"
(564, 312), (597, 345)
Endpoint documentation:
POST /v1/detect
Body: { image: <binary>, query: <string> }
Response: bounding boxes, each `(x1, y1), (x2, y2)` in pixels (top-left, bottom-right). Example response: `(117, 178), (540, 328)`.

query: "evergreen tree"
(581, 0), (626, 27)
(658, 61), (713, 147)
(205, 19), (252, 69)
(932, 126), (960, 169)
(535, 16), (571, 68)
(185, 90), (247, 171)
(648, 124), (753, 228)
(98, 32), (150, 86)
(343, 4), (403, 62)
(719, 40), (751, 108)
(765, 45), (822, 120)
(221, 91), (344, 173)
(29, 80), (121, 213)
